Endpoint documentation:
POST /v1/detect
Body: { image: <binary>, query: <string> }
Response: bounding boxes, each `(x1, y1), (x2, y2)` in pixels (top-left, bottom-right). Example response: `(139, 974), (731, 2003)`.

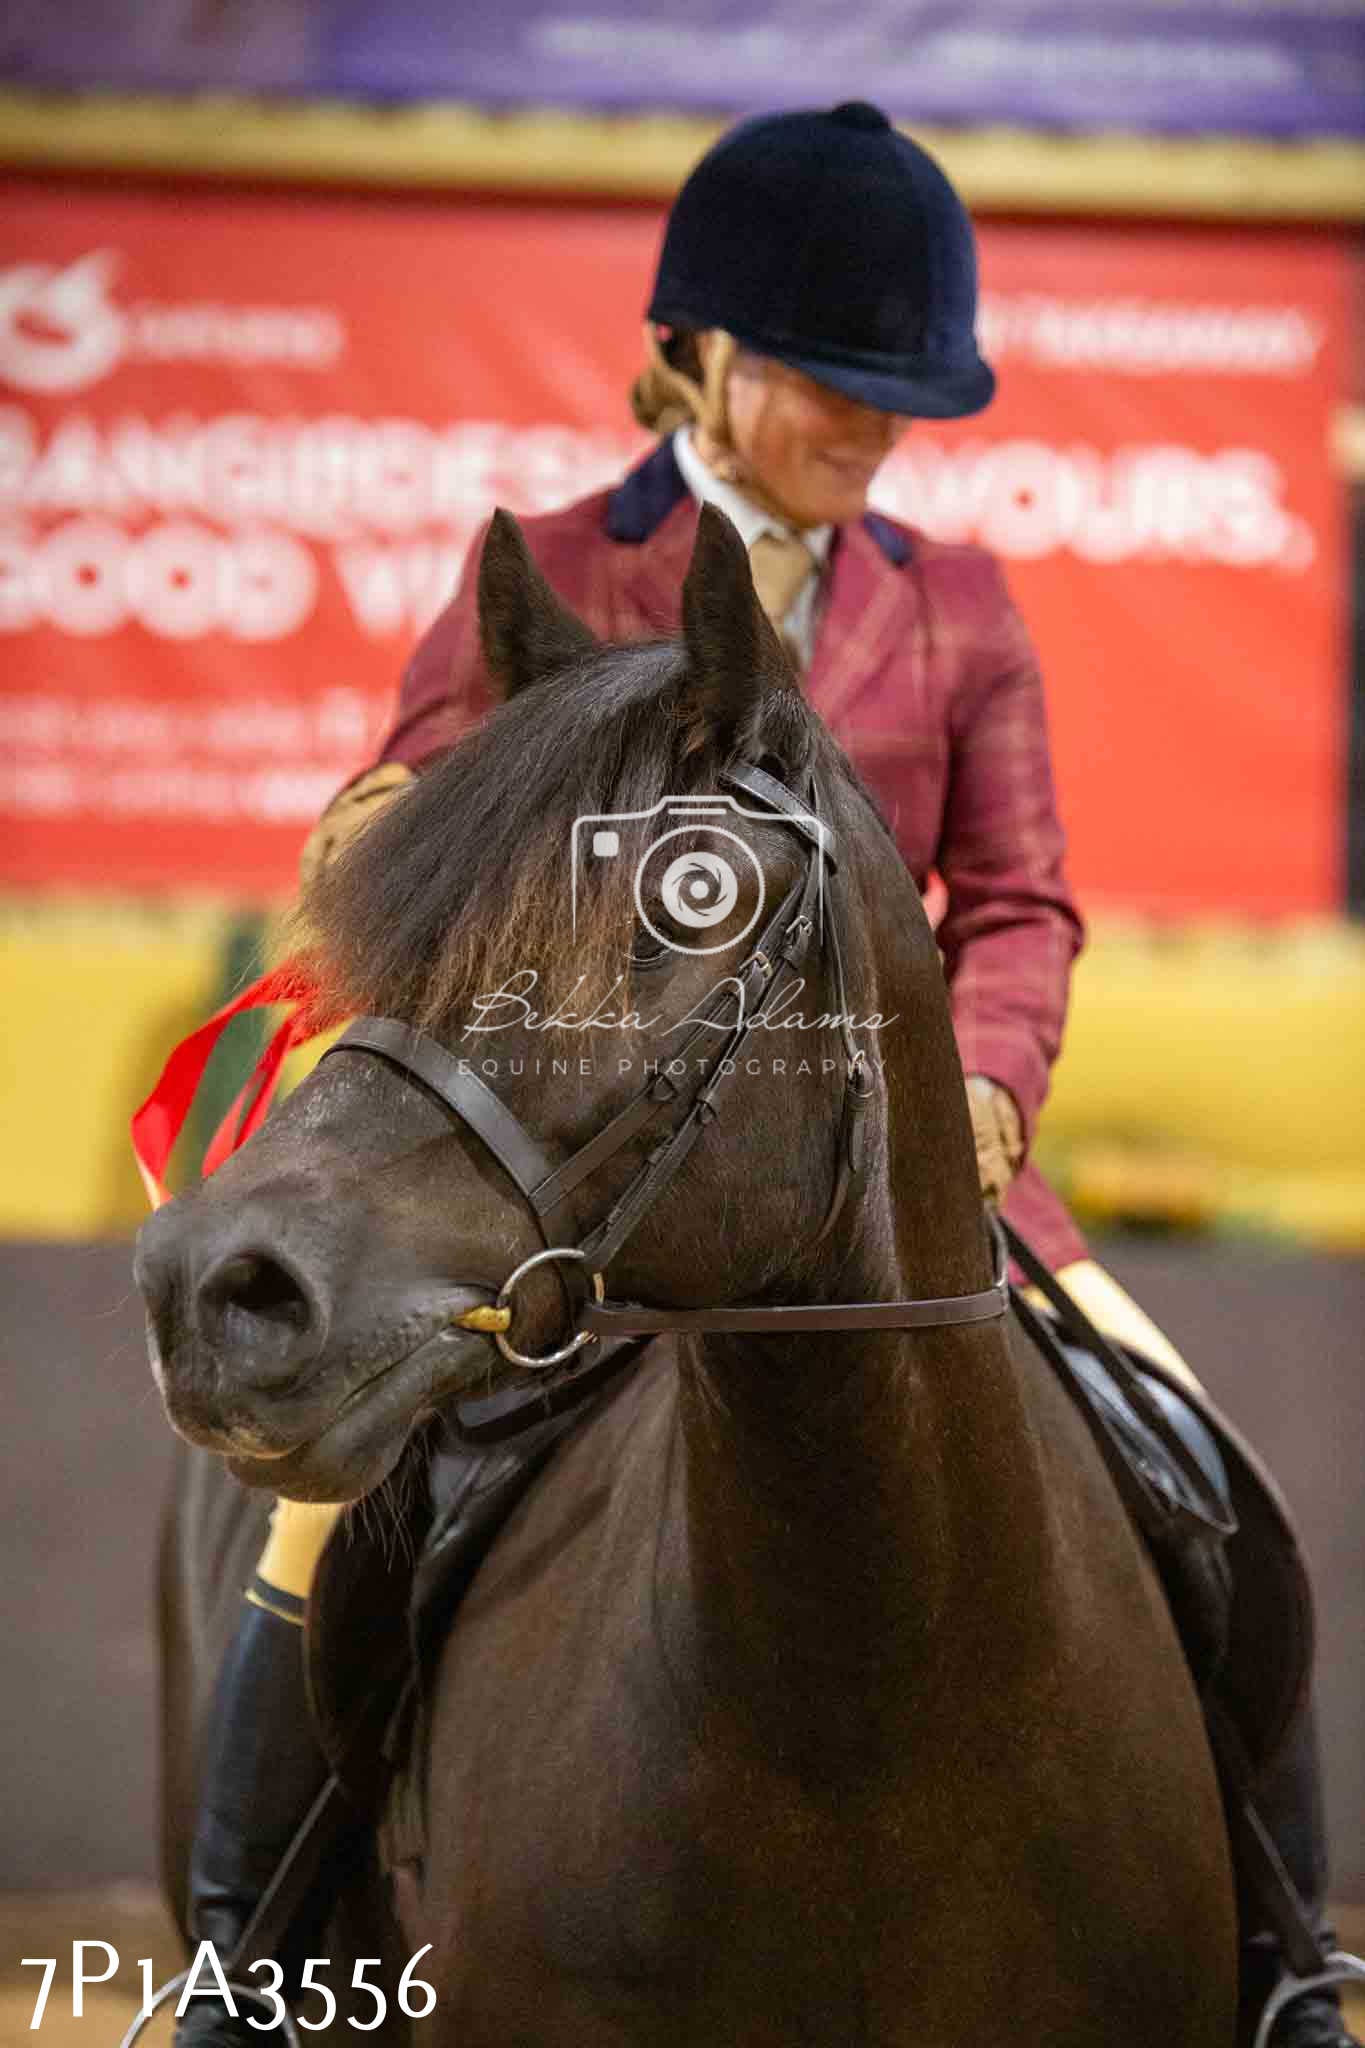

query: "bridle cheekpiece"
(322, 757), (1008, 1440)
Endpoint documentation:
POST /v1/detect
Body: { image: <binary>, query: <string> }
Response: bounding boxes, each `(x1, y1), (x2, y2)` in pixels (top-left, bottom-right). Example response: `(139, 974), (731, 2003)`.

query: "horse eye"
(630, 924), (670, 968)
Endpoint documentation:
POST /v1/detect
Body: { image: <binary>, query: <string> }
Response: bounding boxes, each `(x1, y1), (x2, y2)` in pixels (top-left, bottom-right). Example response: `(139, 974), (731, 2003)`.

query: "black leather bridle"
(322, 758), (1008, 1436)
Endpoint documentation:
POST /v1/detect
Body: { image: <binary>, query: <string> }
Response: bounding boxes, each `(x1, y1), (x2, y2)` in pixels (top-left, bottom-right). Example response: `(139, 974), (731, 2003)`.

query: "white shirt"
(672, 427), (832, 667)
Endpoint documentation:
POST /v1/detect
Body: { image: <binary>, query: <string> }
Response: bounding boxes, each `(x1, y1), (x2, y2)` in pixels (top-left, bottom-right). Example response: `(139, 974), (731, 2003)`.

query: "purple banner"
(4, 0), (1363, 139)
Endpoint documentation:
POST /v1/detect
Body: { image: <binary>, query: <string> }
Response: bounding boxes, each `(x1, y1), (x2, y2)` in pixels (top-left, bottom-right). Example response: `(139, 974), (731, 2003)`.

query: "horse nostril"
(208, 1252), (310, 1325)
(196, 1250), (322, 1387)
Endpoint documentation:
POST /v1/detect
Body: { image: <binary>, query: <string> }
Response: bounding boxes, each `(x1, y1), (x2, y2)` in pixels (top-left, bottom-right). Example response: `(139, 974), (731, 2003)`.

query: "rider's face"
(704, 340), (909, 529)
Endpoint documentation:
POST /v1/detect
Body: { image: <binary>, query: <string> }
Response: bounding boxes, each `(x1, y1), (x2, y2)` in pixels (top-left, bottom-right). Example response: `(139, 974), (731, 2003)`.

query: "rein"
(321, 757), (1008, 1440)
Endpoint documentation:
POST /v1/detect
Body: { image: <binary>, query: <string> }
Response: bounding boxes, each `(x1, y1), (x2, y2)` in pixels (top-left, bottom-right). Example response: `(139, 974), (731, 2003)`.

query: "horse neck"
(665, 841), (1060, 1769)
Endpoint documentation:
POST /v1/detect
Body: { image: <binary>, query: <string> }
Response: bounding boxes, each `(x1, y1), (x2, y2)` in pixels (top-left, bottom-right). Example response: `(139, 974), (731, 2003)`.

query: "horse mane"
(298, 639), (881, 1037)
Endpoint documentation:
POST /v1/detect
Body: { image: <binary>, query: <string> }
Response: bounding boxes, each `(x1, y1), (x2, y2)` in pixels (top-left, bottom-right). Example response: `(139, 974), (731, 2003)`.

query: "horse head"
(135, 505), (986, 1503)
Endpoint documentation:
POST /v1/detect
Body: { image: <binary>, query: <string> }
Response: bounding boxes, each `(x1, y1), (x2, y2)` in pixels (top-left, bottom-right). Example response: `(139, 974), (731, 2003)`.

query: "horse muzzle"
(134, 1193), (504, 1496)
(136, 1196), (331, 1401)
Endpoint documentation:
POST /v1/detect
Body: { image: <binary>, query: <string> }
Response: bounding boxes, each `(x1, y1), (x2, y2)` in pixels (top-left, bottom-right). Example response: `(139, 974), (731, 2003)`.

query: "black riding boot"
(175, 1600), (333, 2046)
(1237, 1706), (1362, 2048)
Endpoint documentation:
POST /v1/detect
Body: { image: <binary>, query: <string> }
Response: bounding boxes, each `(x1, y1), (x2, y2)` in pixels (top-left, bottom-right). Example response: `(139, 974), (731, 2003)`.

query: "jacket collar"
(805, 516), (918, 726)
(605, 438), (691, 543)
(606, 438), (912, 568)
(604, 441), (919, 726)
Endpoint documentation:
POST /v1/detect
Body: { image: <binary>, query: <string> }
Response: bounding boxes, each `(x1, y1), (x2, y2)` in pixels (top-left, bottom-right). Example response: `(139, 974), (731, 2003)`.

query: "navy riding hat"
(648, 101), (994, 421)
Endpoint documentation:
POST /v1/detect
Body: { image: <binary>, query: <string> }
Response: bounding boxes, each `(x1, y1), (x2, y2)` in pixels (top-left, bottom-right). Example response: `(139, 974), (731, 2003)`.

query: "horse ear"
(678, 504), (794, 756)
(477, 508), (599, 697)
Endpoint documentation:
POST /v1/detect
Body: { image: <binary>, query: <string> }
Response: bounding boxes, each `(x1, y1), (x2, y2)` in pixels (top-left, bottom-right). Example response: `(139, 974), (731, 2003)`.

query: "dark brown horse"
(138, 507), (1235, 2045)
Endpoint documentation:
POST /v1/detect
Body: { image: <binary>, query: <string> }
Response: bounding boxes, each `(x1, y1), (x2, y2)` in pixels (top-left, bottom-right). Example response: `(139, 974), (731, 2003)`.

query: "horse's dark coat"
(143, 508), (1236, 2044)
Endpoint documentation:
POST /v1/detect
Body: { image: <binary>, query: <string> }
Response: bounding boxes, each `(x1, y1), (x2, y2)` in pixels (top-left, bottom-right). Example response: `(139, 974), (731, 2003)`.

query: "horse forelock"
(298, 642), (870, 1038)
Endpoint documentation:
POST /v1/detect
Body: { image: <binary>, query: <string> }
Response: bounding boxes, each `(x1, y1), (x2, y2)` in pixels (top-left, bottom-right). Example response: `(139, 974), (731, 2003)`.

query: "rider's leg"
(1235, 1705), (1359, 2048)
(1042, 1261), (1359, 2048)
(1038, 1256), (1204, 1394)
(177, 1499), (341, 2047)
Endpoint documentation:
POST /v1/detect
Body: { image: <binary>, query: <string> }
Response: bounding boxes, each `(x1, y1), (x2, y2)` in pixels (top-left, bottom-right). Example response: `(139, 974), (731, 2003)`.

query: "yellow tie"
(747, 530), (817, 633)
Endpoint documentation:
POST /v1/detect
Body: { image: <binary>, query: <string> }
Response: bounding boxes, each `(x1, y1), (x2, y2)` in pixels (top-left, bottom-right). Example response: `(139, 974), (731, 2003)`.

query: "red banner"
(0, 181), (1348, 911)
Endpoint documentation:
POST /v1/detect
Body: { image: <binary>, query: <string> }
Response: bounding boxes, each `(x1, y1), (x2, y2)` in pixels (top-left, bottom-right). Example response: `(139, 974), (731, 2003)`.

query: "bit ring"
(493, 1246), (605, 1371)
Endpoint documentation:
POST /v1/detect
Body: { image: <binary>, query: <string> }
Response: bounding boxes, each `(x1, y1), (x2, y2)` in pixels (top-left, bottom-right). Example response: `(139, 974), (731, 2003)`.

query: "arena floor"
(2, 1891), (1363, 2045)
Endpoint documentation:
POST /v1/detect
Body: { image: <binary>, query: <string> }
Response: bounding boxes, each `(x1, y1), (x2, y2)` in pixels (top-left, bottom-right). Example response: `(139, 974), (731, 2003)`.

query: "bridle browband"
(322, 758), (1007, 1434)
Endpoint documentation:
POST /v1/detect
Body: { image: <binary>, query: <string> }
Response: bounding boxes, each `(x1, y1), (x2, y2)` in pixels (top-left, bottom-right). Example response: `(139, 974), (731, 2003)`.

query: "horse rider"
(179, 104), (1359, 2047)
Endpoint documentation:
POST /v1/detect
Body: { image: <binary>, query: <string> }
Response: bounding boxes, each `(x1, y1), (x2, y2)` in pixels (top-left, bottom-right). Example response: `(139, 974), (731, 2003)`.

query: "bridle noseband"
(323, 759), (1007, 1434)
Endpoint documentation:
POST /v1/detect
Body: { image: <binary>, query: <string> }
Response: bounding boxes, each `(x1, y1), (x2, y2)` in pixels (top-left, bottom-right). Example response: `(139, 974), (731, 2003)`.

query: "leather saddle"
(1058, 1327), (1313, 1763)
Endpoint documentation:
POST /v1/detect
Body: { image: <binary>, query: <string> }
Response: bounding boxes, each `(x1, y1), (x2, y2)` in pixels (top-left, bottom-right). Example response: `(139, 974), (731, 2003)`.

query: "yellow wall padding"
(4, 898), (1363, 1246)
(2, 896), (232, 1239)
(0, 895), (336, 1241)
(2, 90), (1365, 221)
(1038, 920), (1365, 1249)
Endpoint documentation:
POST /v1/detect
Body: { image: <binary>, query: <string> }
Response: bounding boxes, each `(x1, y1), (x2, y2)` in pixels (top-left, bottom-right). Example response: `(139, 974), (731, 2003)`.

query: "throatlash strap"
(130, 962), (332, 1210)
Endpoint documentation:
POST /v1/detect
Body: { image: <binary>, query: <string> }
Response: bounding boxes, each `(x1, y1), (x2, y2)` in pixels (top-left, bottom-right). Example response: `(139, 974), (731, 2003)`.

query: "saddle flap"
(1032, 1311), (1315, 1780)
(1004, 1221), (1315, 1785)
(1099, 1341), (1316, 1778)
(1182, 1376), (1317, 1777)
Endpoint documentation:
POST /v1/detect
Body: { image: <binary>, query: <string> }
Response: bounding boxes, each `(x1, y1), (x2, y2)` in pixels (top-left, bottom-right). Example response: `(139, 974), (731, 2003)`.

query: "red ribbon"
(131, 961), (335, 1210)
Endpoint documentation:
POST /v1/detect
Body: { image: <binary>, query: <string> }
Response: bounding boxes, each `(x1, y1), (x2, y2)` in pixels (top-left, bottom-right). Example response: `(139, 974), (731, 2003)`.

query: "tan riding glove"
(965, 1074), (1025, 1207)
(298, 762), (414, 893)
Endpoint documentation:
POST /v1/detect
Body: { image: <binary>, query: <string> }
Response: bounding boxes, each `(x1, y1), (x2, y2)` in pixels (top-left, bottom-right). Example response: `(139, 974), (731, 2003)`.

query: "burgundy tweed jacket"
(374, 439), (1087, 1270)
